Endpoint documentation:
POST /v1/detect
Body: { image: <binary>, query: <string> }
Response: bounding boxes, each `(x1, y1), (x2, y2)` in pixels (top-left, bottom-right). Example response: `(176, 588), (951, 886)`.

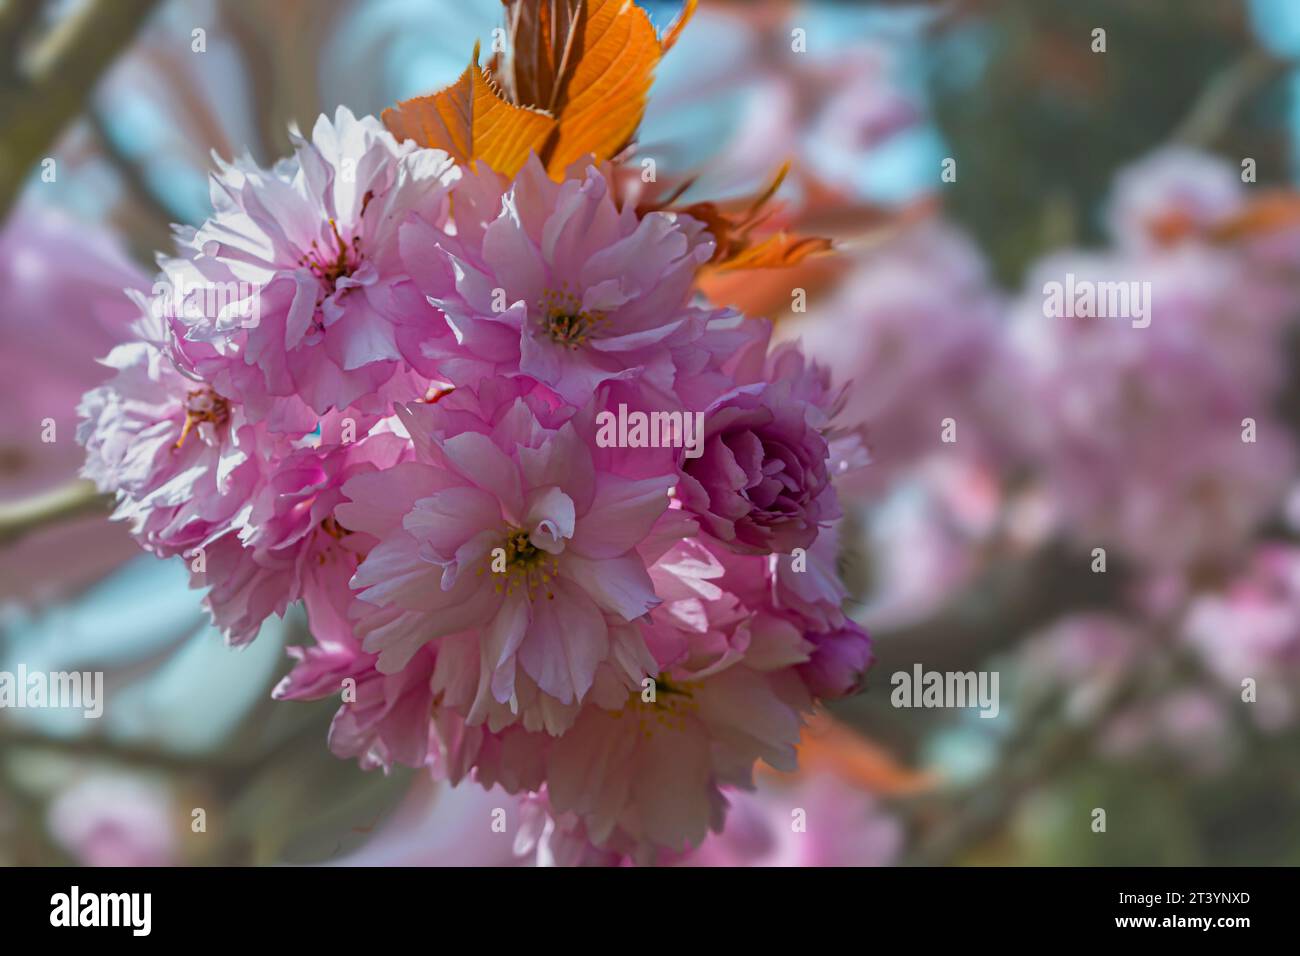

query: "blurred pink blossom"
(0, 200), (149, 601)
(677, 772), (902, 867)
(1184, 545), (1300, 730)
(47, 773), (178, 867)
(783, 221), (1014, 498)
(1008, 243), (1295, 570)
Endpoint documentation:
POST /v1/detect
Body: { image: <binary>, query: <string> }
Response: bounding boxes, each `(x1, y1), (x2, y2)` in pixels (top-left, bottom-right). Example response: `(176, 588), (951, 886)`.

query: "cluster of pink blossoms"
(1006, 148), (1300, 572)
(77, 107), (869, 858)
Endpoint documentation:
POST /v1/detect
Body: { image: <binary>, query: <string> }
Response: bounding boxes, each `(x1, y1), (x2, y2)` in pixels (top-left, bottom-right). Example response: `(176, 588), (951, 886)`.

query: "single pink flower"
(339, 380), (674, 718)
(1105, 147), (1245, 251)
(47, 774), (178, 867)
(796, 620), (873, 700)
(1184, 546), (1300, 730)
(678, 773), (901, 867)
(678, 379), (838, 554)
(401, 155), (726, 405)
(543, 661), (809, 856)
(168, 106), (457, 431)
(538, 538), (815, 856)
(77, 338), (260, 561)
(193, 433), (405, 645)
(275, 610), (438, 771)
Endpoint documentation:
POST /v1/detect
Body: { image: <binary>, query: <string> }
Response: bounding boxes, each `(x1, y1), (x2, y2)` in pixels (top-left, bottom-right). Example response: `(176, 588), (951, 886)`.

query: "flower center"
(320, 515), (351, 540)
(504, 528), (541, 566)
(538, 288), (605, 349)
(625, 676), (700, 738)
(175, 387), (231, 449)
(313, 515), (353, 566)
(300, 218), (362, 295)
(482, 526), (560, 600)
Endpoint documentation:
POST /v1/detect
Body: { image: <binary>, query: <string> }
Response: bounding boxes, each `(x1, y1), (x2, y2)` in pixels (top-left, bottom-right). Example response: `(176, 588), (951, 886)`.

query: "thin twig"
(0, 480), (113, 546)
(1171, 48), (1293, 149)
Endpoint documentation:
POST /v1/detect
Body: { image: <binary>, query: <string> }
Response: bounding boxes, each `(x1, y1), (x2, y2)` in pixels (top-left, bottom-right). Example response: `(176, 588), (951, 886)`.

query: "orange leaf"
(382, 50), (555, 179)
(760, 711), (938, 797)
(645, 162), (835, 276)
(1210, 192), (1300, 243)
(491, 1), (698, 178)
(711, 232), (835, 273)
(541, 0), (663, 175)
(697, 255), (848, 319)
(660, 0), (698, 52)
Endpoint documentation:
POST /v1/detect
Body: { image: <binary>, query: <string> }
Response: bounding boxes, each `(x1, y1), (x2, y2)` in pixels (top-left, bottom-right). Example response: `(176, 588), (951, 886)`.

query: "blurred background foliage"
(932, 0), (1289, 283)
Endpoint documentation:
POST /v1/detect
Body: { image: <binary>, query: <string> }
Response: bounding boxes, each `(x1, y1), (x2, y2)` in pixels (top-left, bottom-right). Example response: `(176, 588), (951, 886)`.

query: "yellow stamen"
(174, 388), (231, 449)
(537, 287), (607, 349)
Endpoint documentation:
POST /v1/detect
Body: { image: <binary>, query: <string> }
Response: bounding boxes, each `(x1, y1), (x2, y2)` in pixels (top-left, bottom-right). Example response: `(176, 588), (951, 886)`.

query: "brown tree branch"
(869, 541), (1125, 677)
(0, 0), (161, 219)
(899, 666), (1148, 866)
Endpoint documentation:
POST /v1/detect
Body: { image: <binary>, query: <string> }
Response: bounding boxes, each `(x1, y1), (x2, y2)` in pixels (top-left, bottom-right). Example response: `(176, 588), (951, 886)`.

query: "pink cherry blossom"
(543, 661), (809, 856)
(1008, 249), (1295, 570)
(77, 336), (261, 562)
(275, 629), (438, 771)
(339, 380), (674, 719)
(678, 773), (901, 867)
(1184, 545), (1300, 730)
(676, 328), (855, 556)
(1105, 147), (1246, 252)
(401, 155), (728, 405)
(47, 774), (179, 868)
(783, 221), (1012, 496)
(194, 432), (406, 646)
(169, 106), (457, 432)
(75, 97), (868, 863)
